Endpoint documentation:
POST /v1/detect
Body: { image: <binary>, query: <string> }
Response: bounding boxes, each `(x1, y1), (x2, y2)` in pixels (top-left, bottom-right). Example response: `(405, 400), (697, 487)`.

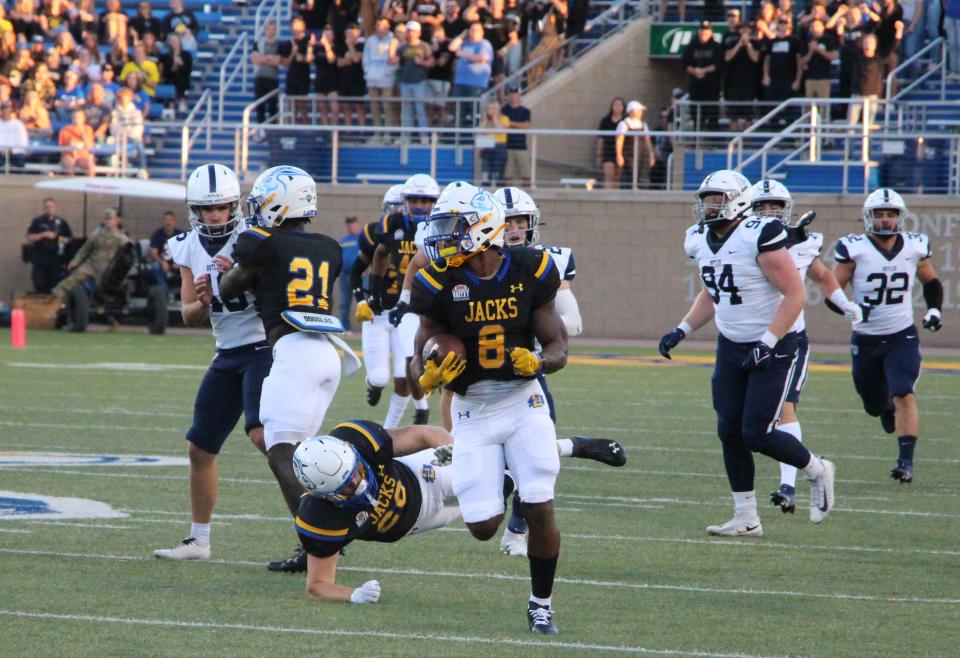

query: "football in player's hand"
(422, 333), (467, 366)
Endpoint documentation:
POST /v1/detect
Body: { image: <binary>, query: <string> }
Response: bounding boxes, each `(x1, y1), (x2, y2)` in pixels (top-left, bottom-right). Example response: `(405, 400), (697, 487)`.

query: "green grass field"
(1, 330), (958, 657)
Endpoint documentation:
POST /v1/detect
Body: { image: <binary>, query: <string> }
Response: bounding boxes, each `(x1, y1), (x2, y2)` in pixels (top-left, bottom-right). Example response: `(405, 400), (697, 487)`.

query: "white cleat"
(808, 458), (836, 524)
(153, 537), (211, 560)
(499, 529), (528, 557)
(706, 516), (763, 537)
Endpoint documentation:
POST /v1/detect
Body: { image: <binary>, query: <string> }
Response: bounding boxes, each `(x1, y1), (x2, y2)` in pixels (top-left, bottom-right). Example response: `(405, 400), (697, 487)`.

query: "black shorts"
(285, 76), (311, 96)
(851, 326), (922, 416)
(785, 329), (810, 405)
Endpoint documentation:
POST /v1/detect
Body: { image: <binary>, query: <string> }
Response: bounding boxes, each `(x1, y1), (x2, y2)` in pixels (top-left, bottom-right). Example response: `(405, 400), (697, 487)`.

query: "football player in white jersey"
(750, 180), (863, 513)
(658, 170), (836, 536)
(832, 188), (943, 483)
(154, 163), (271, 562)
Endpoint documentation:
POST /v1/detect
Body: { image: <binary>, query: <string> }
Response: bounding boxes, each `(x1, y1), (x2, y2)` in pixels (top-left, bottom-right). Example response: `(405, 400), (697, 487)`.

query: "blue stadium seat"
(153, 84), (177, 101)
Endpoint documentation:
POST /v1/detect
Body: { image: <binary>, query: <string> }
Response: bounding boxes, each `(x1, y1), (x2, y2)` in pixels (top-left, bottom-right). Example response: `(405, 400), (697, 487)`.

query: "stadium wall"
(1, 178), (957, 347)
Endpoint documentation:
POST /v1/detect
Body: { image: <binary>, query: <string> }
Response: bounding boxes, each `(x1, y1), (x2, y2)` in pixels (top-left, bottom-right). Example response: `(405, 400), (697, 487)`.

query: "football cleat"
(153, 537), (210, 560)
(808, 459), (836, 524)
(706, 516), (763, 537)
(527, 603), (559, 635)
(880, 407), (896, 434)
(891, 459), (913, 483)
(413, 408), (430, 425)
(267, 546), (307, 573)
(366, 385), (383, 407)
(499, 528), (528, 557)
(571, 436), (628, 467)
(770, 484), (796, 514)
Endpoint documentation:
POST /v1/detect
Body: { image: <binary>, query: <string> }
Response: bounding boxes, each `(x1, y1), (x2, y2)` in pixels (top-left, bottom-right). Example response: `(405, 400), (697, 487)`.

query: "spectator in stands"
(75, 47), (102, 85)
(480, 0), (509, 94)
(755, 0), (778, 40)
(45, 49), (66, 85)
(107, 40), (129, 72)
(58, 108), (96, 176)
(428, 23), (453, 127)
(70, 0), (99, 40)
(329, 0), (362, 47)
(99, 0), (129, 51)
(314, 25), (339, 125)
(363, 17), (399, 132)
(615, 100), (655, 190)
(833, 3), (872, 105)
(337, 23), (366, 127)
(294, 0), (330, 38)
(54, 31), (77, 62)
(165, 0), (199, 45)
(411, 0), (443, 40)
(123, 74), (152, 119)
(27, 63), (57, 106)
(252, 20), (289, 133)
(12, 0), (42, 42)
(500, 85), (530, 184)
(148, 210), (182, 293)
(383, 0), (411, 28)
(131, 1), (164, 41)
(874, 0), (904, 91)
(450, 22), (494, 126)
(478, 99), (508, 185)
(659, 0), (685, 22)
(595, 96), (625, 190)
(682, 20), (723, 130)
(111, 87), (148, 176)
(777, 0), (797, 26)
(338, 215), (360, 331)
(499, 16), (523, 78)
(800, 18), (837, 120)
(948, 0), (960, 79)
(41, 0), (70, 38)
(761, 20), (802, 108)
(443, 1), (468, 38)
(797, 0), (828, 32)
(393, 21), (407, 45)
(12, 48), (35, 83)
(398, 20), (433, 141)
(163, 32), (193, 113)
(25, 198), (73, 294)
(284, 17), (313, 123)
(101, 63), (120, 105)
(19, 89), (52, 140)
(897, 0), (923, 76)
(120, 42), (160, 97)
(0, 102), (28, 168)
(54, 68), (87, 122)
(723, 16), (760, 130)
(0, 4), (13, 34)
(0, 30), (18, 72)
(85, 83), (113, 142)
(848, 33), (884, 128)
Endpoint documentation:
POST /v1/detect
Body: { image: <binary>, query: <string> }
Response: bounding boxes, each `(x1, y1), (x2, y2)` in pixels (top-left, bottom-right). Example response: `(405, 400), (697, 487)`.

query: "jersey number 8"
(478, 324), (505, 369)
(287, 257), (331, 310)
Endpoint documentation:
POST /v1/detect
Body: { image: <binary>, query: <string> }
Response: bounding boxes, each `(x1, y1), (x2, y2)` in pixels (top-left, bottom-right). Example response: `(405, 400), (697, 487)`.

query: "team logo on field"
(420, 464), (436, 482)
(452, 284), (470, 301)
(0, 452), (189, 467)
(528, 394), (545, 408)
(0, 491), (128, 520)
(355, 511), (370, 527)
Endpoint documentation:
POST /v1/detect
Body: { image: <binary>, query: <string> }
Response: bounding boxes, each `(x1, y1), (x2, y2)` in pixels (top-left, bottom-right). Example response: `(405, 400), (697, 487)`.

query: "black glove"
(742, 342), (773, 371)
(368, 274), (384, 314)
(658, 328), (686, 359)
(388, 300), (410, 327)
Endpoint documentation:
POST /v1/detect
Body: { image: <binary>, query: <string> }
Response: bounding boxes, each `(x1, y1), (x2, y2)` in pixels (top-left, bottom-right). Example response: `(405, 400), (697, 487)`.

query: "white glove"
(350, 580), (381, 604)
(841, 300), (863, 323)
(431, 443), (454, 466)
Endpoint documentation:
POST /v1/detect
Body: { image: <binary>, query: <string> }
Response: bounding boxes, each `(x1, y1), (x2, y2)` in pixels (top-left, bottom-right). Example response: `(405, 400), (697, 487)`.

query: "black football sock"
(721, 443), (755, 492)
(528, 554), (559, 601)
(898, 435), (917, 462)
(508, 493), (527, 534)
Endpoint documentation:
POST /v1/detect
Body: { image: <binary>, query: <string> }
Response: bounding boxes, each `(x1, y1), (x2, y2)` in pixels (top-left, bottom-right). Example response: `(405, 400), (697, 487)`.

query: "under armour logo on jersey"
(458, 411), (471, 419)
(511, 283), (524, 293)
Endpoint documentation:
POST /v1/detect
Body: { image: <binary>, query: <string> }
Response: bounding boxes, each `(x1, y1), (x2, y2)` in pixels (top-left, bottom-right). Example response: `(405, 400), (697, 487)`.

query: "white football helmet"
(186, 163), (242, 238)
(292, 436), (379, 509)
(862, 188), (907, 235)
(694, 169), (752, 230)
(382, 184), (404, 215)
(750, 179), (793, 223)
(423, 181), (505, 267)
(494, 186), (540, 246)
(401, 173), (440, 222)
(247, 165), (318, 228)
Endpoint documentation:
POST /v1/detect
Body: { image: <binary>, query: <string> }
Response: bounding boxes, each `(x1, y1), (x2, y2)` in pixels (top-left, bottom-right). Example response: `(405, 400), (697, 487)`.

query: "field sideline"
(1, 330), (958, 657)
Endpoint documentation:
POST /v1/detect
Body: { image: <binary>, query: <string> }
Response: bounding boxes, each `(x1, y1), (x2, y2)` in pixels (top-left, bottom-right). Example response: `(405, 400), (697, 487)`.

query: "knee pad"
(366, 367), (390, 389)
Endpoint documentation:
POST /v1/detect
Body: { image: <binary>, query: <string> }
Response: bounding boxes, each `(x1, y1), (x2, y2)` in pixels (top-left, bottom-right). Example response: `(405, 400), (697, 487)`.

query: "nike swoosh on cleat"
(744, 525), (759, 532)
(905, 335), (916, 339)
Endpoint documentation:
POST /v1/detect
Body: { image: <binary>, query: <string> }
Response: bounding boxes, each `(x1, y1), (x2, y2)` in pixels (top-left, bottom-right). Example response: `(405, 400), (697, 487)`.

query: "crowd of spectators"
(678, 0), (958, 132)
(0, 0), (196, 176)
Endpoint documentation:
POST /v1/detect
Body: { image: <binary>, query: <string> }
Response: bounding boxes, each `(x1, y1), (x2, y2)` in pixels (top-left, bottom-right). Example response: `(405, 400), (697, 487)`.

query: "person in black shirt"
(314, 24), (340, 126)
(762, 20), (803, 103)
(285, 17), (314, 122)
(294, 0), (332, 36)
(336, 23), (365, 127)
(595, 97), (625, 190)
(800, 18), (838, 119)
(163, 0), (199, 40)
(874, 0), (904, 91)
(428, 24), (454, 126)
(848, 33), (884, 128)
(833, 4), (875, 110)
(501, 86), (531, 184)
(723, 20), (761, 129)
(410, 0), (443, 39)
(130, 0), (164, 40)
(682, 21), (724, 130)
(25, 197), (73, 293)
(148, 210), (183, 293)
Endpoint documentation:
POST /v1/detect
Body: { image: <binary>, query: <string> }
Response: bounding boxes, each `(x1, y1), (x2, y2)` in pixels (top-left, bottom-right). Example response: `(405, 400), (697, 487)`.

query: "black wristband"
(923, 278), (943, 311)
(824, 298), (843, 315)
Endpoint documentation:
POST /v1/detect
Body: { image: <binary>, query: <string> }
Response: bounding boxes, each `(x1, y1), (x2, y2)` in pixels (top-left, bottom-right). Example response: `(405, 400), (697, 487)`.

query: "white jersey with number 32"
(833, 232), (930, 336)
(167, 221), (265, 349)
(685, 216), (798, 343)
(788, 231), (824, 332)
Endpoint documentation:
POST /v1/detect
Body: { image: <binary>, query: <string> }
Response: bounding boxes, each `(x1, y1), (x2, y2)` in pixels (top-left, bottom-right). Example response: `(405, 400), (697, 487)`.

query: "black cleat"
(880, 407), (896, 434)
(527, 603), (559, 635)
(770, 484), (796, 514)
(891, 459), (913, 483)
(366, 385), (383, 407)
(413, 408), (430, 425)
(267, 546), (307, 573)
(571, 436), (627, 467)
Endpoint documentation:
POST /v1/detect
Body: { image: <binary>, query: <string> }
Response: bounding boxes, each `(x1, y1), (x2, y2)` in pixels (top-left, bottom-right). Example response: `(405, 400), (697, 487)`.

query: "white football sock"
(190, 522), (210, 547)
(803, 454), (825, 481)
(383, 393), (410, 429)
(556, 438), (574, 457)
(732, 491), (758, 519)
(530, 594), (552, 608)
(413, 396), (429, 411)
(778, 422), (802, 487)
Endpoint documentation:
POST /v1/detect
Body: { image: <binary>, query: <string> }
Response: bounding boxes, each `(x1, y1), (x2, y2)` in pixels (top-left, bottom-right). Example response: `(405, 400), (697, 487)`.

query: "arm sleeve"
(233, 229), (269, 267)
(923, 279), (943, 311)
(555, 287), (582, 336)
(833, 240), (851, 262)
(756, 219), (788, 253)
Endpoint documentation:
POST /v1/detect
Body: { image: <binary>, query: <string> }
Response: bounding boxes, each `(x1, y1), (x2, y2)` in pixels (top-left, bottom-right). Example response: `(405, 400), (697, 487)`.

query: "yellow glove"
(355, 300), (374, 323)
(509, 347), (542, 376)
(418, 351), (467, 393)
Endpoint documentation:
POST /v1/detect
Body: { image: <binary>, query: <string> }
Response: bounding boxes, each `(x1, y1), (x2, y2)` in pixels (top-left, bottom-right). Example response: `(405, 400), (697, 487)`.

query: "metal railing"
(883, 37), (946, 128)
(218, 32), (250, 128)
(180, 89), (214, 179)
